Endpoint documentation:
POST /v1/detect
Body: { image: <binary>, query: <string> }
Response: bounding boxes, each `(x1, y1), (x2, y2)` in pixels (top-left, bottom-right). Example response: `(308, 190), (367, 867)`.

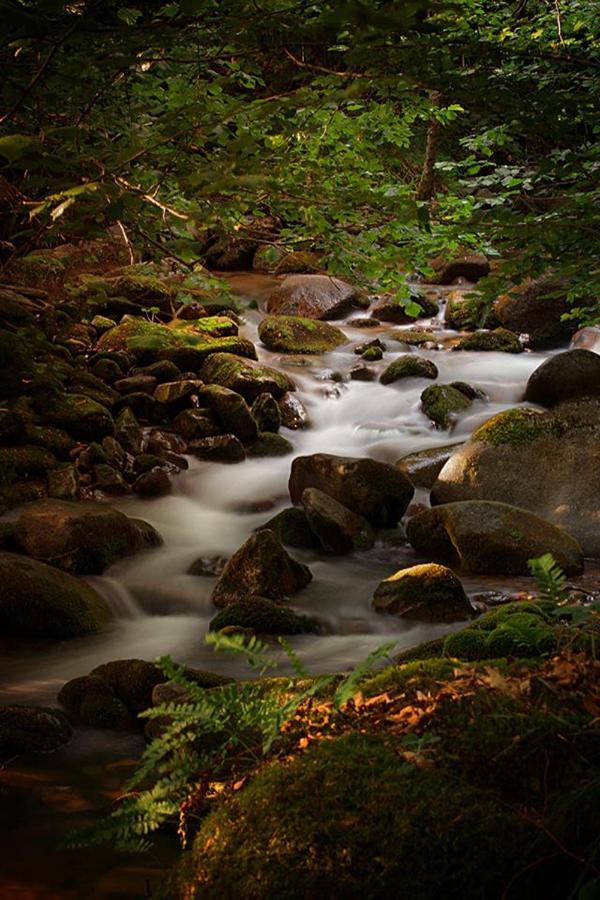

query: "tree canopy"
(1, 0), (599, 317)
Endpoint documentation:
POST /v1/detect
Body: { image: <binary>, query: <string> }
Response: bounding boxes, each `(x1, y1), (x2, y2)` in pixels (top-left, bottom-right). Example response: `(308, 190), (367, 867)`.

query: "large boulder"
(211, 530), (312, 607)
(0, 705), (72, 755)
(289, 453), (414, 527)
(0, 552), (111, 637)
(265, 274), (365, 320)
(430, 405), (600, 555)
(493, 277), (574, 348)
(524, 349), (600, 407)
(13, 499), (162, 575)
(372, 563), (472, 622)
(258, 315), (347, 354)
(200, 352), (295, 400)
(406, 501), (583, 575)
(301, 488), (375, 554)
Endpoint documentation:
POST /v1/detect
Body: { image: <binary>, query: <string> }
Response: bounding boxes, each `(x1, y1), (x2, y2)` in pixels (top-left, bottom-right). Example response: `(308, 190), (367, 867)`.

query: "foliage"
(66, 631), (396, 851)
(0, 1), (599, 320)
(528, 552), (569, 604)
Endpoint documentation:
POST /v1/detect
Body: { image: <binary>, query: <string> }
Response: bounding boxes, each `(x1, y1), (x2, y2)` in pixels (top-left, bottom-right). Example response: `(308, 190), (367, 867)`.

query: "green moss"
(394, 329), (436, 346)
(455, 328), (522, 353)
(361, 657), (454, 697)
(24, 425), (76, 459)
(0, 445), (57, 485)
(274, 250), (322, 275)
(380, 354), (438, 385)
(210, 596), (320, 635)
(200, 352), (295, 400)
(258, 315), (346, 354)
(40, 393), (114, 441)
(445, 292), (491, 331)
(420, 383), (472, 429)
(179, 732), (539, 900)
(172, 316), (238, 338)
(246, 432), (294, 457)
(443, 628), (488, 660)
(473, 407), (565, 447)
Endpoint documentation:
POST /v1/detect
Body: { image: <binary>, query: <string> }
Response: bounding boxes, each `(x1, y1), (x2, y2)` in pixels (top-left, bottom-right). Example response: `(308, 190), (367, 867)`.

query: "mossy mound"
(380, 354), (438, 385)
(472, 407), (564, 447)
(373, 563), (472, 623)
(420, 383), (472, 429)
(0, 551), (111, 637)
(177, 732), (540, 900)
(443, 605), (558, 661)
(96, 316), (256, 367)
(210, 596), (320, 635)
(258, 315), (346, 354)
(455, 327), (522, 353)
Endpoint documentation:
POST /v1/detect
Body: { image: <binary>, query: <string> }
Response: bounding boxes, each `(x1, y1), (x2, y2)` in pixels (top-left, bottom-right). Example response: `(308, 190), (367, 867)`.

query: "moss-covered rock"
(0, 551), (111, 637)
(360, 346), (383, 361)
(211, 529), (312, 607)
(40, 393), (114, 441)
(246, 432), (294, 457)
(524, 349), (600, 407)
(200, 352), (295, 400)
(290, 453), (413, 527)
(493, 275), (575, 348)
(444, 290), (492, 331)
(274, 251), (323, 275)
(380, 354), (438, 385)
(23, 424), (76, 459)
(455, 328), (522, 353)
(58, 675), (132, 729)
(258, 315), (347, 354)
(173, 408), (220, 441)
(152, 378), (204, 405)
(96, 315), (256, 368)
(13, 499), (162, 575)
(198, 384), (258, 442)
(471, 407), (563, 447)
(0, 445), (57, 487)
(0, 705), (73, 755)
(177, 732), (538, 900)
(189, 434), (246, 463)
(443, 628), (489, 660)
(301, 487), (375, 554)
(258, 507), (320, 549)
(373, 562), (472, 622)
(210, 596), (320, 635)
(406, 500), (584, 575)
(251, 393), (281, 433)
(429, 252), (491, 285)
(420, 383), (472, 429)
(370, 293), (439, 323)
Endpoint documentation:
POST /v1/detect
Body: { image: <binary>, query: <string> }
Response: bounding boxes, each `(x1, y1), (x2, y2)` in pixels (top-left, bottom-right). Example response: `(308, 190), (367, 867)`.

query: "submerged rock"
(13, 499), (161, 574)
(301, 487), (375, 554)
(406, 500), (583, 575)
(421, 384), (472, 429)
(265, 274), (365, 320)
(289, 453), (414, 527)
(0, 705), (72, 755)
(258, 315), (347, 354)
(211, 530), (312, 607)
(247, 432), (294, 457)
(380, 354), (438, 385)
(373, 563), (472, 622)
(0, 551), (111, 637)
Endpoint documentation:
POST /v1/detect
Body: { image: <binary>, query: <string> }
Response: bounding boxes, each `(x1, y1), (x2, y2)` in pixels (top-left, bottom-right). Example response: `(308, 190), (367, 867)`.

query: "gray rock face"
(406, 501), (584, 575)
(289, 453), (414, 527)
(265, 274), (364, 320)
(524, 349), (600, 407)
(430, 404), (600, 555)
(301, 488), (375, 554)
(211, 530), (312, 607)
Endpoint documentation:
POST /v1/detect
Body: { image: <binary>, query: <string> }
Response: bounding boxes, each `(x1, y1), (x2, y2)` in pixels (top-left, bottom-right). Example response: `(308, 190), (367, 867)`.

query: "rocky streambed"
(1, 251), (599, 896)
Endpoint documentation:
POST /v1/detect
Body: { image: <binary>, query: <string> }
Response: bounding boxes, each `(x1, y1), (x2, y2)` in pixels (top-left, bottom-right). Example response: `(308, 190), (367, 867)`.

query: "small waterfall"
(88, 576), (143, 618)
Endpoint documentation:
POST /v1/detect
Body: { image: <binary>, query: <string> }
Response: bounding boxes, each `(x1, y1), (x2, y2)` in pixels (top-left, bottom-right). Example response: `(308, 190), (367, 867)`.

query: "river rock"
(380, 355), (438, 385)
(40, 393), (114, 441)
(493, 276), (574, 347)
(396, 444), (461, 489)
(257, 507), (320, 549)
(247, 432), (294, 457)
(204, 234), (258, 270)
(274, 251), (323, 275)
(429, 253), (490, 285)
(265, 274), (365, 320)
(258, 315), (347, 354)
(132, 469), (172, 497)
(370, 293), (438, 323)
(524, 349), (600, 407)
(188, 555), (228, 577)
(406, 500), (584, 575)
(153, 379), (204, 405)
(421, 384), (472, 429)
(189, 434), (245, 463)
(0, 551), (111, 637)
(251, 393), (281, 433)
(211, 529), (312, 607)
(570, 326), (600, 352)
(210, 596), (320, 635)
(13, 499), (161, 574)
(200, 352), (295, 400)
(444, 290), (497, 331)
(289, 453), (414, 527)
(198, 384), (258, 442)
(59, 659), (166, 728)
(454, 328), (522, 353)
(278, 393), (310, 429)
(430, 404), (600, 555)
(173, 408), (220, 440)
(114, 374), (157, 395)
(47, 464), (80, 500)
(373, 563), (472, 622)
(301, 488), (375, 554)
(114, 406), (143, 454)
(0, 705), (73, 755)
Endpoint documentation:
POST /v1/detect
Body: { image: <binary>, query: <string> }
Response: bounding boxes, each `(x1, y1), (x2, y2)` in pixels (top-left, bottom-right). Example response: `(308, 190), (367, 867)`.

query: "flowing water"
(1, 273), (559, 703)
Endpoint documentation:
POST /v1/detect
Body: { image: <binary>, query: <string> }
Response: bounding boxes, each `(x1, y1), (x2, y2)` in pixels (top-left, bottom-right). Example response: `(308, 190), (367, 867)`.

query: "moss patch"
(473, 407), (565, 447)
(258, 315), (346, 354)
